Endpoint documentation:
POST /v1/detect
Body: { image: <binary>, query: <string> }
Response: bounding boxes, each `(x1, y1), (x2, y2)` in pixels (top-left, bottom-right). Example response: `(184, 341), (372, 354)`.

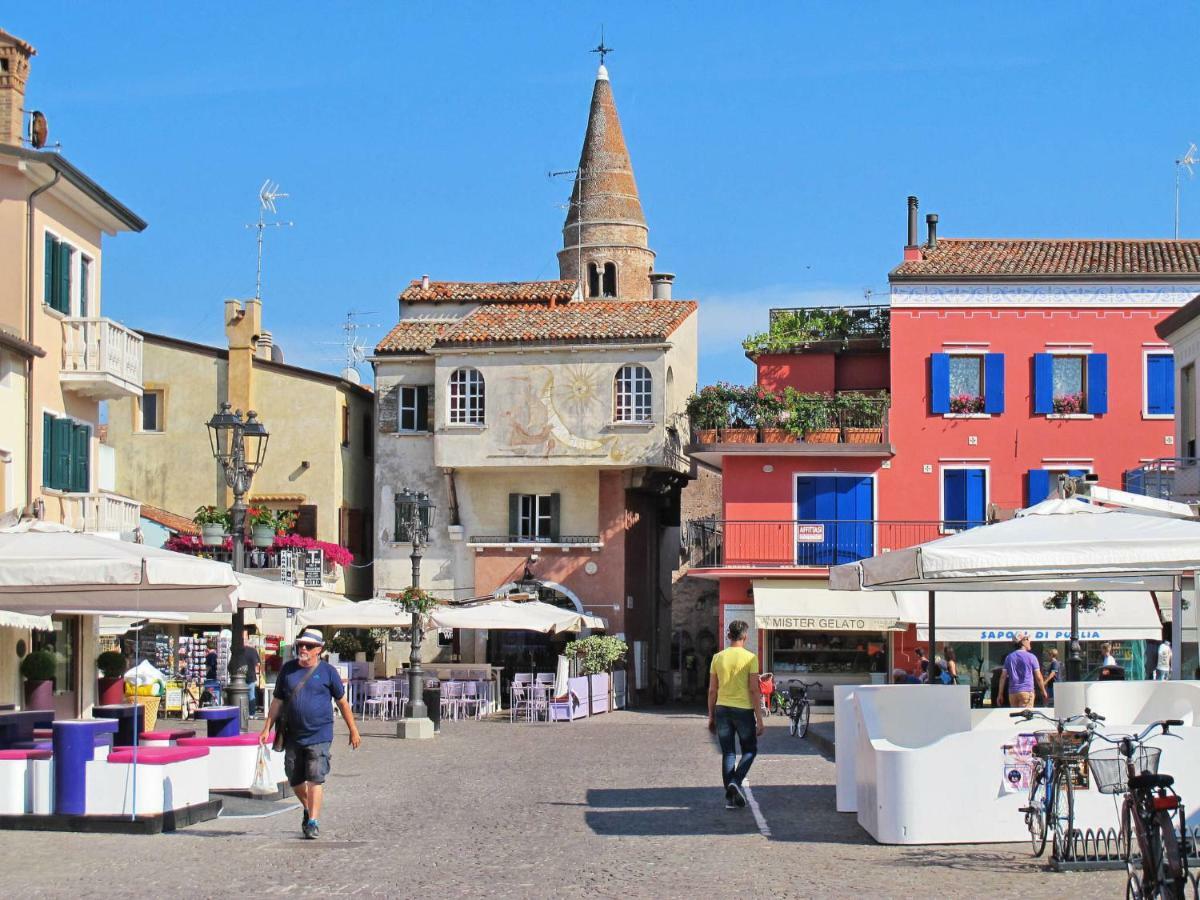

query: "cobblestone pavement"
(3, 709), (1125, 899)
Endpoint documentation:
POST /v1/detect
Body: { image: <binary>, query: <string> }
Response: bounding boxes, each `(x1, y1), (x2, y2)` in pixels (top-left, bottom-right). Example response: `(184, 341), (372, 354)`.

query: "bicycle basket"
(1032, 730), (1090, 760)
(1087, 747), (1162, 795)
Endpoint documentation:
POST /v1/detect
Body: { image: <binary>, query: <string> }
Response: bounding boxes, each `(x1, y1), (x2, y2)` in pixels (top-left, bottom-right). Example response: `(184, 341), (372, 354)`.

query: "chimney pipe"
(906, 196), (919, 248)
(649, 272), (675, 300)
(421, 274), (430, 290)
(926, 213), (938, 251)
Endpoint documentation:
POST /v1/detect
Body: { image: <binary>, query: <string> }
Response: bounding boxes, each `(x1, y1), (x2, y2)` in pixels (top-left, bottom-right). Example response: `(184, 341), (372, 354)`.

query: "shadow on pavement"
(584, 786), (761, 837)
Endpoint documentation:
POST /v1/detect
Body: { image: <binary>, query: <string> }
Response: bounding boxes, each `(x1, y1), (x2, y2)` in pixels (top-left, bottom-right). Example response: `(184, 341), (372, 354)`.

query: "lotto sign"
(795, 524), (825, 543)
(303, 549), (324, 587)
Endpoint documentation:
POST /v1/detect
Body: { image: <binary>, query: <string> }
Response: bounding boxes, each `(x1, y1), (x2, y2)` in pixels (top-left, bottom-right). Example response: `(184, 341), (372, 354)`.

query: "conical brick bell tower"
(558, 62), (656, 301)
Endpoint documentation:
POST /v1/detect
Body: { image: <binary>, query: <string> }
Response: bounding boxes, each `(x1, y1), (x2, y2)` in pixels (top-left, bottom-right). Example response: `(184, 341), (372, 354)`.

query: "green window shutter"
(52, 417), (73, 490)
(72, 424), (90, 493)
(55, 242), (72, 314)
(79, 256), (91, 317)
(548, 493), (561, 541)
(508, 494), (519, 538)
(43, 235), (56, 306)
(41, 413), (53, 488)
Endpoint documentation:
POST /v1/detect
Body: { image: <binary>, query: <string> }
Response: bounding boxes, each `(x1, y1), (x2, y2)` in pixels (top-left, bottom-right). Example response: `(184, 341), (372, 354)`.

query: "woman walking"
(707, 620), (765, 810)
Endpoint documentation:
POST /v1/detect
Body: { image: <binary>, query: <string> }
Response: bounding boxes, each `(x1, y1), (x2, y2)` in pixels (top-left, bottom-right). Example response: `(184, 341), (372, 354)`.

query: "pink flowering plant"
(949, 393), (985, 414)
(1052, 393), (1084, 415)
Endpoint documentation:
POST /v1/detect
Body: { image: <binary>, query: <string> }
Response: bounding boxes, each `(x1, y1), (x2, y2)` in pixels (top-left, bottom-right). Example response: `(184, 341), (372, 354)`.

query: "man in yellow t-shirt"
(707, 619), (764, 810)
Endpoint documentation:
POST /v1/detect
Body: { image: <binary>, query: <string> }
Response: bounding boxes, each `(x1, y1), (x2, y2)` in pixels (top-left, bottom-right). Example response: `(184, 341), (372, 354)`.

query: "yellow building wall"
(456, 467), (599, 538)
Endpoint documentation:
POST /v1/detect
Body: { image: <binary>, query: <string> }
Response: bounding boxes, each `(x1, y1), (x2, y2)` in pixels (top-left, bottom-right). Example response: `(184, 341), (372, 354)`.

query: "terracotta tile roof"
(376, 301), (697, 353)
(891, 239), (1200, 279)
(437, 301), (697, 346)
(399, 279), (578, 303)
(139, 504), (198, 536)
(376, 320), (455, 353)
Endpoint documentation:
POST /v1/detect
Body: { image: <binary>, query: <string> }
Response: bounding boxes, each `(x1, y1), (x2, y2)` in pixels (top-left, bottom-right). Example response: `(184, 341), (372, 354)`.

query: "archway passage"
(487, 582), (584, 681)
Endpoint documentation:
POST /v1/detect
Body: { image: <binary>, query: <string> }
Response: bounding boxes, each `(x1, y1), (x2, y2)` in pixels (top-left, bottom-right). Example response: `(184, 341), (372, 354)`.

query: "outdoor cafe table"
(0, 709), (54, 749)
(92, 704), (145, 747)
(194, 705), (241, 737)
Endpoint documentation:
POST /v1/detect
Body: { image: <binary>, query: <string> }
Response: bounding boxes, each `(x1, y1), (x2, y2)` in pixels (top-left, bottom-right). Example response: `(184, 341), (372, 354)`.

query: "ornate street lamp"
(396, 490), (437, 725)
(206, 402), (270, 729)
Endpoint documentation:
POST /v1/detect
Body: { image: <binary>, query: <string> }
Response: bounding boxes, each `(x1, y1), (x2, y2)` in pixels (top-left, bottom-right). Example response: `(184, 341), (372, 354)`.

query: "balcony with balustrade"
(60, 317), (143, 400)
(685, 518), (947, 576)
(1123, 458), (1200, 505)
(59, 492), (141, 535)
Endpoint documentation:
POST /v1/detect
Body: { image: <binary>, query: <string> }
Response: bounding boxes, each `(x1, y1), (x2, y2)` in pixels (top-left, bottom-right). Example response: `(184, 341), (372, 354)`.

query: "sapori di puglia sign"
(755, 615), (899, 631)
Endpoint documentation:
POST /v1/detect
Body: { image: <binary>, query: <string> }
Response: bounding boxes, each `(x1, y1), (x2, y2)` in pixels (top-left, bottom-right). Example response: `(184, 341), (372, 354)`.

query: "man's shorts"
(284, 740), (332, 787)
(1009, 690), (1035, 709)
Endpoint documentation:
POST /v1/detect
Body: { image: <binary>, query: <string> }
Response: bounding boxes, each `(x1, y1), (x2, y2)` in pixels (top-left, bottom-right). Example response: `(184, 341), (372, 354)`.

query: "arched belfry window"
(602, 262), (617, 298)
(587, 263), (601, 299)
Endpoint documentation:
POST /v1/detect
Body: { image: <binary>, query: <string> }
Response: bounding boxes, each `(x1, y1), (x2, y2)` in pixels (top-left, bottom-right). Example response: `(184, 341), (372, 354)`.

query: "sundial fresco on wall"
(498, 365), (623, 459)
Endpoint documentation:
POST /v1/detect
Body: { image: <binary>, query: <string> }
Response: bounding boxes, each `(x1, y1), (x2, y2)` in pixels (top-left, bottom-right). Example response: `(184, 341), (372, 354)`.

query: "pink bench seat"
(177, 734), (268, 748)
(0, 749), (52, 761)
(107, 746), (209, 765)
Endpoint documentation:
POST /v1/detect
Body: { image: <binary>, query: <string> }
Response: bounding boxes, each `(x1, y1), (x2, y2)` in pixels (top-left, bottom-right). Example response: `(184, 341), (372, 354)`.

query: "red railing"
(686, 519), (947, 568)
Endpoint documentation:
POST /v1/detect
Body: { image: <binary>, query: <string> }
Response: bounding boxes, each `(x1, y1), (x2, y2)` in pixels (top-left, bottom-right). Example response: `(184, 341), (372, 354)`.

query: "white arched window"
(614, 364), (652, 422)
(449, 367), (485, 424)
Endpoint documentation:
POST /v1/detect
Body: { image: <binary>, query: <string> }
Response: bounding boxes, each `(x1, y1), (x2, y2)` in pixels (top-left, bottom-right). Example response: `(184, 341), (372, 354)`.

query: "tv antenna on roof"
(245, 180), (294, 302)
(1175, 143), (1196, 239)
(316, 310), (380, 384)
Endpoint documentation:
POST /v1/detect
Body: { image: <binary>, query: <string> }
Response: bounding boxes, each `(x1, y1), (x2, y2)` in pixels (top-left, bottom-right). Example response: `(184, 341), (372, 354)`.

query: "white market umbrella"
(297, 598), (414, 630)
(0, 521), (238, 614)
(829, 499), (1200, 592)
(0, 609), (53, 631)
(297, 598), (606, 634)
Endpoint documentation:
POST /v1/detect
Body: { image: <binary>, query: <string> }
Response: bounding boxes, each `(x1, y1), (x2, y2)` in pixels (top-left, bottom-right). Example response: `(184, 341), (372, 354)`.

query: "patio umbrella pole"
(1171, 575), (1183, 680)
(1067, 591), (1082, 682)
(927, 590), (935, 684)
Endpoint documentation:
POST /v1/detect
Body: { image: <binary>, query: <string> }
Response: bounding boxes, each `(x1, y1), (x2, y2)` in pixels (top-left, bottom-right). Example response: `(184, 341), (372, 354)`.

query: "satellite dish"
(29, 111), (47, 149)
(341, 367), (361, 385)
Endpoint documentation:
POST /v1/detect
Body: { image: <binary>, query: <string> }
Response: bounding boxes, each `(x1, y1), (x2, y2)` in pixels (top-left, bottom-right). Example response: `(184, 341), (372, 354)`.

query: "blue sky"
(8, 4), (1200, 387)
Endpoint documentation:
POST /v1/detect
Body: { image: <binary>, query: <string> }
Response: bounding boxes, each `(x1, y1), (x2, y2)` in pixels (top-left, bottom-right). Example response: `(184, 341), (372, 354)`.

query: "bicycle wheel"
(1155, 810), (1186, 899)
(796, 701), (810, 738)
(1051, 767), (1075, 859)
(1026, 769), (1048, 857)
(1120, 797), (1135, 861)
(1127, 870), (1145, 900)
(786, 706), (798, 736)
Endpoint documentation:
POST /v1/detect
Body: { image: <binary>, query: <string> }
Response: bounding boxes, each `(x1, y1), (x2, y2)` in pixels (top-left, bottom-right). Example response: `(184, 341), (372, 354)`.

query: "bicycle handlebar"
(1089, 719), (1184, 752)
(1008, 709), (1102, 727)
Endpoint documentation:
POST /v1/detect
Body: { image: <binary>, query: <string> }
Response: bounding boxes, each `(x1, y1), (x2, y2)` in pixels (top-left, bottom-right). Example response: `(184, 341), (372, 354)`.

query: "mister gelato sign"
(755, 615), (901, 632)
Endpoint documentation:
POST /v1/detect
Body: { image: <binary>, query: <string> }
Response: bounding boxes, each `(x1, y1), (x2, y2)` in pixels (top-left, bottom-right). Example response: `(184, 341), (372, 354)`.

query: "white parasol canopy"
(297, 598), (606, 634)
(0, 520), (301, 614)
(0, 609), (53, 631)
(829, 499), (1200, 593)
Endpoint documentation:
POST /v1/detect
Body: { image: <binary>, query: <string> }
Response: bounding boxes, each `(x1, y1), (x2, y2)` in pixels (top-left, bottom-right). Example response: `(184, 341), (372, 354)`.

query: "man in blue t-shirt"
(260, 628), (361, 839)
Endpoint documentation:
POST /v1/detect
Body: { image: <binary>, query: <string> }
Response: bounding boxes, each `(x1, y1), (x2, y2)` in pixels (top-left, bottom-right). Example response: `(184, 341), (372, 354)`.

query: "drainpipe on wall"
(442, 467), (461, 526)
(24, 167), (60, 516)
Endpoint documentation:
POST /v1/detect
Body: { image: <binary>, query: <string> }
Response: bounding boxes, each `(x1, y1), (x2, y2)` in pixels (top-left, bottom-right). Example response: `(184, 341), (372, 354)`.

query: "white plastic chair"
(441, 681), (464, 721)
(363, 681), (388, 720)
(459, 681), (482, 720)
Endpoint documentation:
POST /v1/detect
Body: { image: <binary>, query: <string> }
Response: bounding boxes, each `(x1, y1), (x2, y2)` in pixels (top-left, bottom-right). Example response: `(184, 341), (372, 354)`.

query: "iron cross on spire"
(591, 28), (613, 66)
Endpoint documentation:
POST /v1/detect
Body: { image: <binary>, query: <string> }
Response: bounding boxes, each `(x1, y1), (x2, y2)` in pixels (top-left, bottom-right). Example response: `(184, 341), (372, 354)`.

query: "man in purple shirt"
(999, 633), (1046, 709)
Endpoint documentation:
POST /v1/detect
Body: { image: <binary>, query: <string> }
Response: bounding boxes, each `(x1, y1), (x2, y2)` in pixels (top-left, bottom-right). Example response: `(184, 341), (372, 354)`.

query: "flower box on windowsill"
(943, 413), (991, 419)
(1046, 413), (1094, 420)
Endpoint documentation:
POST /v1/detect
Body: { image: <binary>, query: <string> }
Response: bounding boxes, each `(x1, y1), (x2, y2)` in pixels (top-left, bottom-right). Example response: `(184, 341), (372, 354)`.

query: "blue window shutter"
(1087, 353), (1108, 414)
(943, 470), (967, 528)
(41, 414), (53, 488)
(1027, 469), (1051, 505)
(1033, 354), (1054, 414)
(965, 469), (986, 527)
(1147, 354), (1174, 415)
(930, 353), (950, 414)
(984, 353), (1005, 414)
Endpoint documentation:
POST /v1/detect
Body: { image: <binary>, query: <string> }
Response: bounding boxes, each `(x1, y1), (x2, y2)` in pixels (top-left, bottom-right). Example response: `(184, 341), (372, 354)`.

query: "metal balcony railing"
(767, 304), (890, 342)
(1123, 458), (1200, 503)
(685, 519), (950, 568)
(688, 399), (890, 447)
(468, 535), (601, 545)
(60, 317), (143, 399)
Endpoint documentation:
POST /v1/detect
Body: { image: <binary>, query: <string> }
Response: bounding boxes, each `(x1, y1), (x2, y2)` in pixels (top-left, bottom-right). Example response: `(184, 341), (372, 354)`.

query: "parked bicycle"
(777, 679), (822, 738)
(758, 672), (776, 716)
(1012, 708), (1104, 858)
(1088, 719), (1189, 899)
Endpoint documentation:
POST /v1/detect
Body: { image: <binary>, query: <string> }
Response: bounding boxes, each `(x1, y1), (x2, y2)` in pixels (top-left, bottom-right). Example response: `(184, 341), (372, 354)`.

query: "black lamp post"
(206, 402), (270, 730)
(396, 489), (436, 723)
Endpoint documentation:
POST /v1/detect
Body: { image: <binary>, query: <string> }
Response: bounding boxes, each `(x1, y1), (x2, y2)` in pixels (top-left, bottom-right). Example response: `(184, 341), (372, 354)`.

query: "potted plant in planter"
(193, 505), (230, 547)
(96, 650), (127, 706)
(720, 384), (758, 443)
(792, 392), (840, 443)
(684, 384), (730, 444)
(248, 507), (278, 548)
(841, 391), (887, 443)
(1052, 392), (1084, 415)
(564, 634), (629, 714)
(949, 392), (985, 415)
(20, 649), (56, 710)
(752, 386), (791, 442)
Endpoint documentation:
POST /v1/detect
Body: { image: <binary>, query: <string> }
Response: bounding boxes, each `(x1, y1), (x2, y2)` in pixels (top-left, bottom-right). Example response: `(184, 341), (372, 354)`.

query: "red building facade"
(694, 205), (1200, 694)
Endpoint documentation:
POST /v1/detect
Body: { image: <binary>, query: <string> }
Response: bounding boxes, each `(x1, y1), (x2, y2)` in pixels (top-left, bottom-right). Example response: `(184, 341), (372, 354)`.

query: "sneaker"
(731, 783), (747, 808)
(303, 818), (319, 840)
(724, 785), (737, 809)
